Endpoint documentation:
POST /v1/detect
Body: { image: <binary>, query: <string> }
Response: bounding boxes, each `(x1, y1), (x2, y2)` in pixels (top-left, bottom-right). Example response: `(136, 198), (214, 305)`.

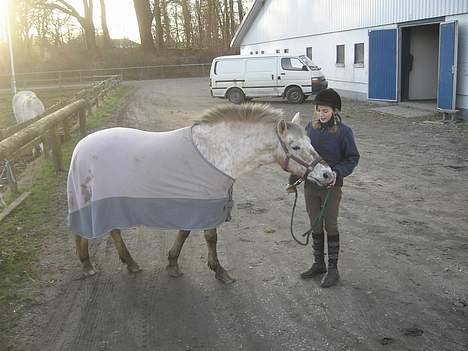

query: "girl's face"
(315, 105), (334, 123)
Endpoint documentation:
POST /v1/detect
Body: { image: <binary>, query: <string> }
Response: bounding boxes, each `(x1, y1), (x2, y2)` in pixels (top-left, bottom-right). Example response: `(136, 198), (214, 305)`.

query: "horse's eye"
(292, 145), (301, 151)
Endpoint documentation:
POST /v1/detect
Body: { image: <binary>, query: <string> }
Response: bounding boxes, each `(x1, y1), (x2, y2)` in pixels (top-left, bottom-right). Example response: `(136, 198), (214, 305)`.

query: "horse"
(12, 90), (45, 124)
(68, 103), (333, 284)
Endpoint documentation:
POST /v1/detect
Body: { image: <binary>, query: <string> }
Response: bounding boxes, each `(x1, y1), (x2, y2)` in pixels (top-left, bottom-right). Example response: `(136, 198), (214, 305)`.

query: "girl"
(287, 88), (359, 288)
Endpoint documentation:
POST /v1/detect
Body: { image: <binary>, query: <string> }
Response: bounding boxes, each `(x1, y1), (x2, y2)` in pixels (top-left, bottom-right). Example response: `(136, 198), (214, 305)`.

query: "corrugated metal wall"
(242, 0), (468, 44)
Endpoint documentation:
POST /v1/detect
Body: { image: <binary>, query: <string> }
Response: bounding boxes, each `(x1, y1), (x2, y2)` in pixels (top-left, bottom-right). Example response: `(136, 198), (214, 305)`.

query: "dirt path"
(13, 78), (468, 351)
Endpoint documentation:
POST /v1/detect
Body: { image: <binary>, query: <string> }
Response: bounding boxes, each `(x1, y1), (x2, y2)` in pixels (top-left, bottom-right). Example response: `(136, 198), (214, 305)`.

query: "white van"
(209, 54), (328, 104)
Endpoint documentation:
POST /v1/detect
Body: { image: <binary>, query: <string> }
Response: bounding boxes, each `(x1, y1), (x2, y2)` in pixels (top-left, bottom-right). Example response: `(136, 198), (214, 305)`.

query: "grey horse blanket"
(67, 126), (234, 239)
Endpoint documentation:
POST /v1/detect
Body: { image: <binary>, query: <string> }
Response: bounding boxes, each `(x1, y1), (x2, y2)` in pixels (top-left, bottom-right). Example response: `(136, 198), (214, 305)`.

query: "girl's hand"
(328, 172), (337, 187)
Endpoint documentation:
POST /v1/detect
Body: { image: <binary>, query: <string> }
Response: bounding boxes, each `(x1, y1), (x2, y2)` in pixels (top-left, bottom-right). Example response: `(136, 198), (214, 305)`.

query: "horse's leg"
(204, 229), (235, 284)
(110, 229), (142, 273)
(166, 230), (190, 278)
(75, 235), (96, 276)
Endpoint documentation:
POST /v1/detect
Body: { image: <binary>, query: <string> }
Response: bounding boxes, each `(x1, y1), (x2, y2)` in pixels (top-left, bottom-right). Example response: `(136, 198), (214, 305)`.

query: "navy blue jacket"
(289, 120), (359, 187)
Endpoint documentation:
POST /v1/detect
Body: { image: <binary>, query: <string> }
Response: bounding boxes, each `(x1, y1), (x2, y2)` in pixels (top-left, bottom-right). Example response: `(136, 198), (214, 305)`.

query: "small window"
(354, 43), (364, 65)
(281, 57), (305, 71)
(306, 47), (312, 60)
(261, 50), (264, 54)
(255, 50), (258, 54)
(336, 45), (345, 65)
(250, 51), (253, 55)
(284, 48), (289, 54)
(276, 49), (280, 54)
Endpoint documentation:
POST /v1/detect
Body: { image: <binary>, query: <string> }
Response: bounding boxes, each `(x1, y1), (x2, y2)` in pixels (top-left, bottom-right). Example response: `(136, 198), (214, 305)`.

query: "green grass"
(0, 85), (128, 343)
(0, 88), (85, 129)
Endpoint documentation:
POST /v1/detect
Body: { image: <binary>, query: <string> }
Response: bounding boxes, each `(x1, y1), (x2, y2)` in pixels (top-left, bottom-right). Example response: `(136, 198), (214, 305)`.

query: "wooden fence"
(0, 76), (120, 196)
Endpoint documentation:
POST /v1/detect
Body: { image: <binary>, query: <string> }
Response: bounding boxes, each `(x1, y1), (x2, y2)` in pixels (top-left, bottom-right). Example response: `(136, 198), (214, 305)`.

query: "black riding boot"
(300, 232), (327, 279)
(321, 235), (340, 288)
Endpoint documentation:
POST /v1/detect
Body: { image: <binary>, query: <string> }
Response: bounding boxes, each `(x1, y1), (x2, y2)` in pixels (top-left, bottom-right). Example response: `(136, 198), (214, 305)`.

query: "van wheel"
(286, 86), (305, 104)
(227, 88), (245, 104)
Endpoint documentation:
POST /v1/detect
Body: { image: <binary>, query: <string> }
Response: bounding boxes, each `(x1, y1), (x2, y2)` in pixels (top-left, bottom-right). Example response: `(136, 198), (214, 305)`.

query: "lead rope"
(289, 183), (331, 246)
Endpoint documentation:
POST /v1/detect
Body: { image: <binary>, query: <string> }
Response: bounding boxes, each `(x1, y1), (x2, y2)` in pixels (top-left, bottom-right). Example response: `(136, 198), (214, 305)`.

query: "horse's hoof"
(83, 269), (97, 277)
(127, 264), (142, 273)
(215, 271), (236, 284)
(166, 265), (183, 278)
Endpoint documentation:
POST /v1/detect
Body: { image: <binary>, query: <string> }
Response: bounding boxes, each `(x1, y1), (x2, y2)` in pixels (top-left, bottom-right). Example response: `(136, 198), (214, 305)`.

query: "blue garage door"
(437, 21), (458, 110)
(368, 29), (397, 101)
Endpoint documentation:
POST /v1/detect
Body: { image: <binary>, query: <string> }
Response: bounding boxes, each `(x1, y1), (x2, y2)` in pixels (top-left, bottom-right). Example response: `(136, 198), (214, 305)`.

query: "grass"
(0, 88), (86, 129)
(0, 85), (128, 344)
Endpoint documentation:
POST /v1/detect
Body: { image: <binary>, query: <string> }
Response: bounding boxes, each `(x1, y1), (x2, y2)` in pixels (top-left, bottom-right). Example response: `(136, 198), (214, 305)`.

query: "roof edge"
(230, 0), (265, 47)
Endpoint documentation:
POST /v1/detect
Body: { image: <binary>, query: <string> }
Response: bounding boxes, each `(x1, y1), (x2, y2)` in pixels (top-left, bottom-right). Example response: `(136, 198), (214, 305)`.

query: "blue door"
(368, 29), (397, 101)
(437, 21), (458, 110)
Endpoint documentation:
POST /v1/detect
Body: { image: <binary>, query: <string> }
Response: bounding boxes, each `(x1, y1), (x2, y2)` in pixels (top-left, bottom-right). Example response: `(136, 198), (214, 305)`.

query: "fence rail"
(0, 76), (121, 196)
(0, 63), (211, 90)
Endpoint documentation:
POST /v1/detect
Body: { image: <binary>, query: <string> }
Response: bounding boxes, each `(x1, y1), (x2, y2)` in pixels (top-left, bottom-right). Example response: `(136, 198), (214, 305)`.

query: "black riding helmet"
(314, 88), (342, 111)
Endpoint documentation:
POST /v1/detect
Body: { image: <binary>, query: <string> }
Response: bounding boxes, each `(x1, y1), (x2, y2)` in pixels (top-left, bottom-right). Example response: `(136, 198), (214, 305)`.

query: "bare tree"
(133, 0), (155, 50)
(180, 0), (193, 48)
(99, 0), (112, 48)
(161, 0), (172, 47)
(237, 0), (244, 23)
(153, 0), (164, 48)
(33, 0), (97, 52)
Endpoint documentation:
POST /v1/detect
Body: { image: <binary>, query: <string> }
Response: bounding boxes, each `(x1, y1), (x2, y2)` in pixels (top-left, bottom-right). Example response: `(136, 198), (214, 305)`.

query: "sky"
(0, 0), (254, 44)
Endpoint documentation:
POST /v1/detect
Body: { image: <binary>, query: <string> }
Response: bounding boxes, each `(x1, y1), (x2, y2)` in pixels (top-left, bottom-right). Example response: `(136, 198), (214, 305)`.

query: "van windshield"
(299, 55), (321, 71)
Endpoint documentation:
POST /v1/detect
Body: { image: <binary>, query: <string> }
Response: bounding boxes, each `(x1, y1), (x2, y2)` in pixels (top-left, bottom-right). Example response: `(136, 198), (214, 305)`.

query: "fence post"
(63, 117), (71, 142)
(79, 108), (87, 138)
(5, 160), (18, 194)
(47, 126), (63, 172)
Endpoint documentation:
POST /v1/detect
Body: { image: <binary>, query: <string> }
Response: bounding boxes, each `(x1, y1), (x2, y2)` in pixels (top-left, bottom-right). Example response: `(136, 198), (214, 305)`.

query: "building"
(231, 0), (468, 117)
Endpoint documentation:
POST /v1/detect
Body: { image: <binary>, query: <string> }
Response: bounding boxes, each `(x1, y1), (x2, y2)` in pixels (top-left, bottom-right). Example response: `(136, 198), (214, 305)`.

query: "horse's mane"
(198, 103), (284, 125)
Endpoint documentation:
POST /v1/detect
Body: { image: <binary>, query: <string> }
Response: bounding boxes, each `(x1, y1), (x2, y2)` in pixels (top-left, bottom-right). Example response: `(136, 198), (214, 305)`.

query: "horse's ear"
(291, 112), (301, 125)
(277, 119), (288, 137)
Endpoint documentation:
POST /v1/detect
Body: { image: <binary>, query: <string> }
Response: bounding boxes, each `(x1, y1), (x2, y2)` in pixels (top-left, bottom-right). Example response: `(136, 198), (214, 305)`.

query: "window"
(354, 43), (364, 65)
(250, 51), (253, 55)
(255, 50), (258, 54)
(284, 48), (289, 53)
(215, 60), (242, 74)
(261, 50), (264, 54)
(276, 49), (280, 54)
(281, 57), (305, 71)
(246, 58), (276, 72)
(306, 47), (312, 60)
(336, 45), (345, 65)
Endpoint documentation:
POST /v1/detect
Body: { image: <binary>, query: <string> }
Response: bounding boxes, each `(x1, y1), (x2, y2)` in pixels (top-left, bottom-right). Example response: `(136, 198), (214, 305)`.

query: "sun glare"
(0, 0), (8, 42)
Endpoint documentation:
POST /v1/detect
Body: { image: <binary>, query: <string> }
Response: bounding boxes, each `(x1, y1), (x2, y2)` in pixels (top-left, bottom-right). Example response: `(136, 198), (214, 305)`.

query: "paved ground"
(13, 78), (468, 351)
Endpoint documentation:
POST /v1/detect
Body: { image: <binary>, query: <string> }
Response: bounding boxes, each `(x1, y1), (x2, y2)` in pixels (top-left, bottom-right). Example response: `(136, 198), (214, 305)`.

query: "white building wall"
(242, 0), (468, 45)
(240, 24), (397, 95)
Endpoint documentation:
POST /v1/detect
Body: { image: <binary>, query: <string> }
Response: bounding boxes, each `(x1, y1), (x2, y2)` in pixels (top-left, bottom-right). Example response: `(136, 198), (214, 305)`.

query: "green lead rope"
(289, 186), (331, 246)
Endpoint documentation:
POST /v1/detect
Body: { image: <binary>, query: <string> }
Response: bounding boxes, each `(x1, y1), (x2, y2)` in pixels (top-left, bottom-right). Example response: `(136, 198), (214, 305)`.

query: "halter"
(276, 128), (325, 180)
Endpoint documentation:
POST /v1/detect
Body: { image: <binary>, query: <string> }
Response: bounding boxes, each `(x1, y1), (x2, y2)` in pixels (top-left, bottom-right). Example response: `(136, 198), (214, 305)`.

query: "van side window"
(215, 60), (242, 74)
(246, 59), (276, 72)
(281, 58), (305, 71)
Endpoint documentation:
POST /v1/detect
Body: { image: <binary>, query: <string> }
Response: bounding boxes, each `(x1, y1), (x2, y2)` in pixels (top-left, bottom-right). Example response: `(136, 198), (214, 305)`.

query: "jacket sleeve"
(333, 129), (360, 178)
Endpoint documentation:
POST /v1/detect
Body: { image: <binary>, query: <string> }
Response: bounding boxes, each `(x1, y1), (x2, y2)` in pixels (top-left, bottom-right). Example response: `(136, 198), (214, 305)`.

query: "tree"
(133, 0), (155, 51)
(180, 0), (192, 48)
(152, 0), (164, 48)
(34, 0), (97, 52)
(99, 0), (112, 48)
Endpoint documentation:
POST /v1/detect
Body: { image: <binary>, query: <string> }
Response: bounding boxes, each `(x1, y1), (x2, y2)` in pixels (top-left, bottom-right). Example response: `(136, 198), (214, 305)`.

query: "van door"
(278, 57), (311, 95)
(211, 59), (245, 98)
(244, 57), (279, 97)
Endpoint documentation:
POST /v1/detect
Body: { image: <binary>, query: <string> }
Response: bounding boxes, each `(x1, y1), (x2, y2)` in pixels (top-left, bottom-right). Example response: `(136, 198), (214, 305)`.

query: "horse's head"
(275, 113), (334, 186)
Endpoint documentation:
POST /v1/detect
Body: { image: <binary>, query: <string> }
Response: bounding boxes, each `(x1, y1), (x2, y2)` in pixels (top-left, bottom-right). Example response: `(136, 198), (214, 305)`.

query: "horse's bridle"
(276, 129), (326, 180)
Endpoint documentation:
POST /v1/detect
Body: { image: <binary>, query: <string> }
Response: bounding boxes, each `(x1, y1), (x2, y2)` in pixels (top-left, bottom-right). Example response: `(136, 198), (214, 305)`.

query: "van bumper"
(311, 77), (328, 93)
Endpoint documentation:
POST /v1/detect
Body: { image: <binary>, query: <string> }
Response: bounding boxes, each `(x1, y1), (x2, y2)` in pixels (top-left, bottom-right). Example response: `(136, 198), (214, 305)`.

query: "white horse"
(69, 104), (333, 283)
(12, 90), (45, 124)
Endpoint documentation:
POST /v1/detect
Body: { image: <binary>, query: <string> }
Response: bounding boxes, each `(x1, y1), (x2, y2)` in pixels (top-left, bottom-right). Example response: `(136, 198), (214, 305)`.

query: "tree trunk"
(161, 0), (171, 48)
(83, 0), (97, 52)
(180, 0), (192, 48)
(229, 0), (235, 38)
(153, 0), (164, 48)
(99, 0), (113, 48)
(237, 0), (244, 23)
(133, 0), (155, 51)
(194, 0), (203, 48)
